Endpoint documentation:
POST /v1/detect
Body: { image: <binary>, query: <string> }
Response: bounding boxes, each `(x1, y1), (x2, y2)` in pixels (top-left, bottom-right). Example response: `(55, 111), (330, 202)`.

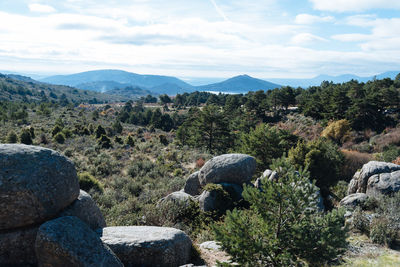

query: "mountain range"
(39, 70), (280, 95)
(28, 69), (400, 96)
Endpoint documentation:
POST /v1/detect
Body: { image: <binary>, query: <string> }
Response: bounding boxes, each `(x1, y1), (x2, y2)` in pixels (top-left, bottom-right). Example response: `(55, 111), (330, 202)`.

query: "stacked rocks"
(162, 154), (256, 213)
(1, 144), (193, 267)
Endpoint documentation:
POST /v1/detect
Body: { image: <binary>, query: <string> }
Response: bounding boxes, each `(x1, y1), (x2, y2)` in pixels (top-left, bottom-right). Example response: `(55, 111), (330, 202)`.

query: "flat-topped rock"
(59, 190), (106, 230)
(35, 216), (123, 267)
(0, 144), (80, 230)
(198, 154), (256, 186)
(98, 226), (192, 267)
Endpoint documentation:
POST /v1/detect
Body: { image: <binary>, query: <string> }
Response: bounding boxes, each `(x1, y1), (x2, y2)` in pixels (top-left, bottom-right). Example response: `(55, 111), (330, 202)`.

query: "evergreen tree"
(213, 158), (348, 266)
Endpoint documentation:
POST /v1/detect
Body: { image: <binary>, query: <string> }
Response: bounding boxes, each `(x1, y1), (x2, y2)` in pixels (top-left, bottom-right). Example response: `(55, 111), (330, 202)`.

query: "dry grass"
(371, 127), (400, 152)
(341, 149), (373, 181)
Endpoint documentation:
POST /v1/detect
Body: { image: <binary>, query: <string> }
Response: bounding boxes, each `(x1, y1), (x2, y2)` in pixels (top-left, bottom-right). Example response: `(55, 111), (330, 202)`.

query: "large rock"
(0, 144), (80, 230)
(0, 225), (38, 266)
(35, 216), (123, 267)
(59, 190), (106, 230)
(340, 193), (369, 210)
(198, 183), (242, 212)
(98, 226), (192, 267)
(183, 171), (201, 196)
(348, 161), (400, 195)
(198, 154), (256, 186)
(367, 170), (400, 196)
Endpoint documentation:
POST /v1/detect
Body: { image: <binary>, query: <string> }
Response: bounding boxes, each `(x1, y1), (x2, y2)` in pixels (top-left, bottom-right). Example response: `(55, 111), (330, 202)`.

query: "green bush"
(98, 134), (112, 149)
(6, 131), (18, 143)
(370, 217), (397, 247)
(53, 132), (66, 144)
(213, 158), (348, 266)
(20, 129), (32, 145)
(78, 172), (103, 192)
(288, 138), (344, 191)
(351, 207), (370, 234)
(238, 123), (298, 173)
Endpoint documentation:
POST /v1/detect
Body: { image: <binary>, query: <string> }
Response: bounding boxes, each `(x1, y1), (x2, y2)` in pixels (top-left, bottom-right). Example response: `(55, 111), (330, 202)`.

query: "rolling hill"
(196, 74), (281, 93)
(40, 69), (194, 94)
(0, 73), (130, 103)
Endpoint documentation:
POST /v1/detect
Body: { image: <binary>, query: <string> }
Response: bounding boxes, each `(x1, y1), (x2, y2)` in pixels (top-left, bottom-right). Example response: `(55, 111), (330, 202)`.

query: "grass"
(339, 252), (400, 267)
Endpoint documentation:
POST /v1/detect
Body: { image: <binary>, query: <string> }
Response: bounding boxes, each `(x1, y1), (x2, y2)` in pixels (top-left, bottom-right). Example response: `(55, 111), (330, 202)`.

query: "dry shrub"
(371, 127), (400, 152)
(196, 157), (205, 168)
(341, 149), (373, 181)
(277, 114), (323, 141)
(393, 156), (400, 165)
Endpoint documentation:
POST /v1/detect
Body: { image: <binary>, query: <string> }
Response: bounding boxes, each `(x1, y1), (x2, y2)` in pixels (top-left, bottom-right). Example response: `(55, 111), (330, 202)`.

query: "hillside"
(0, 73), (129, 103)
(40, 69), (194, 93)
(107, 86), (154, 98)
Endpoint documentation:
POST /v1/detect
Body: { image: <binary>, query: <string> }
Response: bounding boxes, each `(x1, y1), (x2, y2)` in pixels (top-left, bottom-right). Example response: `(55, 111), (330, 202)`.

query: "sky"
(0, 0), (400, 83)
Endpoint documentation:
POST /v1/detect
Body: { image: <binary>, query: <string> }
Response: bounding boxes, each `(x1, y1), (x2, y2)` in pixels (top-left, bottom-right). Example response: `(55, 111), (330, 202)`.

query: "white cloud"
(309, 0), (400, 12)
(291, 33), (328, 45)
(28, 3), (56, 13)
(332, 33), (371, 42)
(295, 13), (334, 24)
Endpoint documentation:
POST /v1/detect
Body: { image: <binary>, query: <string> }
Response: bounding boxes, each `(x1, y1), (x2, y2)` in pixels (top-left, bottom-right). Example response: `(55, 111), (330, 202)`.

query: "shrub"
(53, 132), (66, 144)
(238, 123), (298, 173)
(351, 207), (370, 234)
(288, 138), (344, 191)
(78, 172), (103, 192)
(6, 131), (17, 143)
(370, 217), (397, 247)
(341, 149), (373, 181)
(321, 119), (351, 144)
(213, 158), (348, 266)
(380, 145), (400, 162)
(126, 135), (135, 147)
(51, 125), (63, 136)
(20, 129), (32, 145)
(98, 134), (112, 149)
(95, 125), (106, 138)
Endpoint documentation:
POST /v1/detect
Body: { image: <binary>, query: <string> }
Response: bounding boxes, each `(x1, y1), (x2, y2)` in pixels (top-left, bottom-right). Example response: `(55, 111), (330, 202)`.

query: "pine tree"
(213, 158), (348, 267)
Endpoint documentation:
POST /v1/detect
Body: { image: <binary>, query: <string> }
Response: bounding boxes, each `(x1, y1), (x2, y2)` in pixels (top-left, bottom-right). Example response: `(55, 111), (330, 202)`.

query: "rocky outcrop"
(340, 193), (369, 210)
(0, 144), (111, 266)
(59, 190), (106, 230)
(198, 154), (256, 186)
(366, 170), (400, 196)
(0, 225), (38, 266)
(98, 226), (192, 267)
(0, 144), (80, 230)
(347, 161), (400, 195)
(183, 171), (201, 196)
(35, 216), (123, 267)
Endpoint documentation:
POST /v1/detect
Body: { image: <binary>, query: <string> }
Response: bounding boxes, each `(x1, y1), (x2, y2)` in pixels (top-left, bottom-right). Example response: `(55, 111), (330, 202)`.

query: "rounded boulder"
(0, 144), (80, 230)
(35, 216), (123, 267)
(59, 190), (106, 230)
(198, 154), (256, 186)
